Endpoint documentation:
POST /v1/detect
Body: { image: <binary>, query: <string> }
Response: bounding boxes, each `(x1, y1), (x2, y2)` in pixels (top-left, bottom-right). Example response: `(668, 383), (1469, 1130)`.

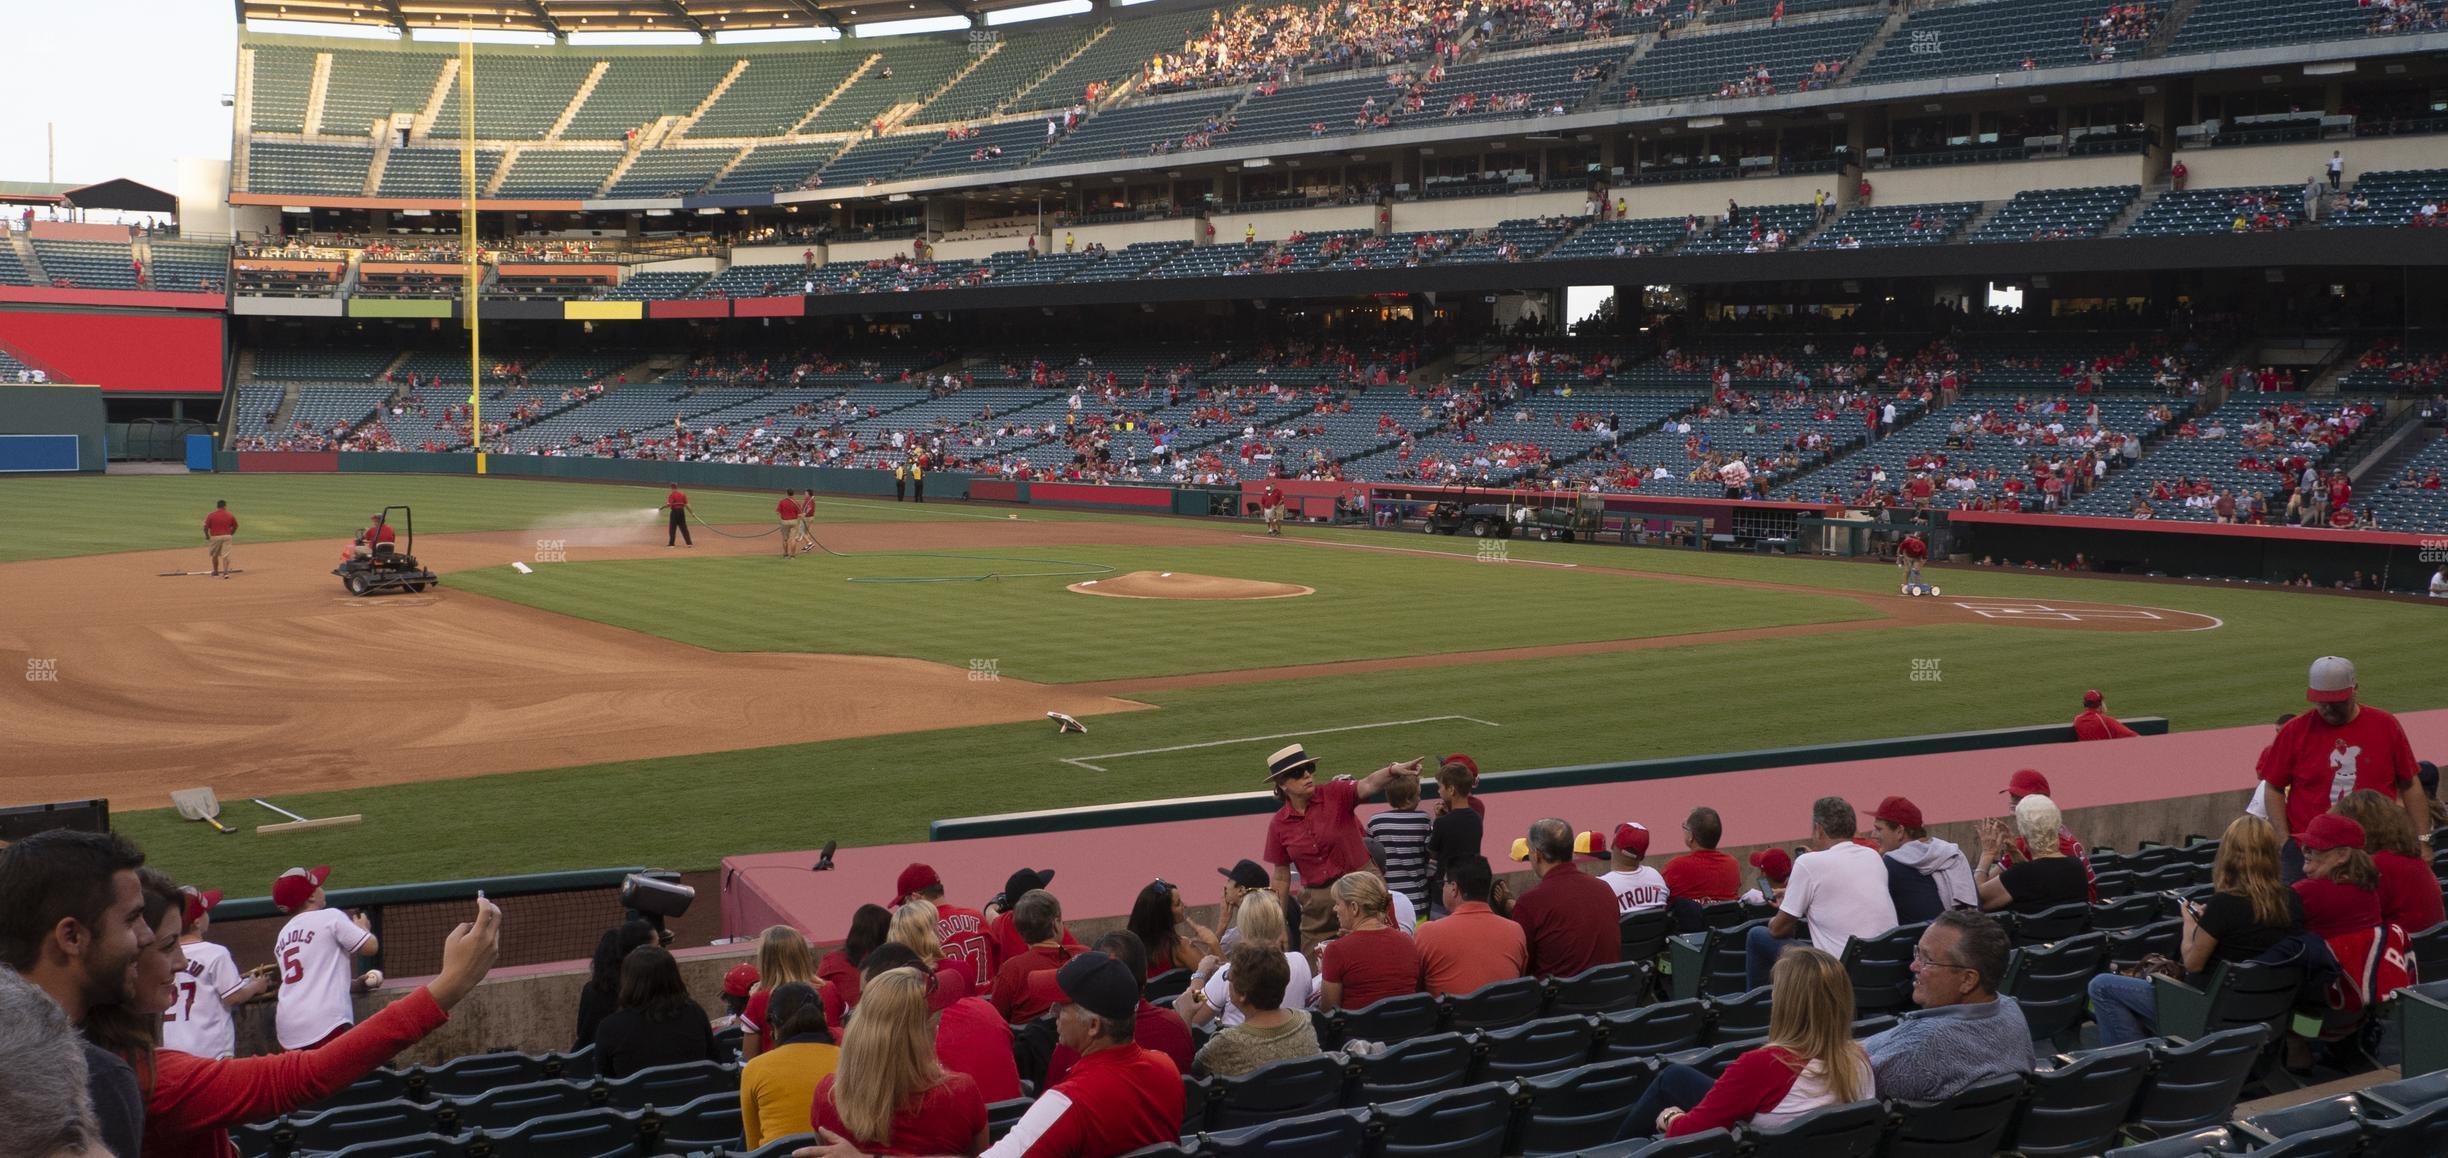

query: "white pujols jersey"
(162, 939), (245, 1059)
(273, 908), (373, 1049)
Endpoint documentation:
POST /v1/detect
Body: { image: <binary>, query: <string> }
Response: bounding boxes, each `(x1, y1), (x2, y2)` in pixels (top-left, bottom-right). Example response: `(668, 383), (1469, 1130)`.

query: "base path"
(0, 517), (2214, 808)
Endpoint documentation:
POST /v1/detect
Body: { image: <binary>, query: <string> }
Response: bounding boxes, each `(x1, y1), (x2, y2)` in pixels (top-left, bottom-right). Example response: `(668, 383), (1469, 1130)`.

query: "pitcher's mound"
(1070, 570), (1314, 601)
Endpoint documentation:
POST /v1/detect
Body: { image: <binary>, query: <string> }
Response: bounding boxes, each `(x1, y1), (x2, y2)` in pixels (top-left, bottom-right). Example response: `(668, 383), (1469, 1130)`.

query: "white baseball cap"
(2308, 656), (2357, 704)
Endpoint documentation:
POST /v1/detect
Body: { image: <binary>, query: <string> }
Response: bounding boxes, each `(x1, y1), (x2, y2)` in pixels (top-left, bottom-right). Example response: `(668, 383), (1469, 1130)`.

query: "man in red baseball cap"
(163, 887), (270, 1060)
(1599, 822), (1671, 916)
(2260, 656), (2428, 881)
(1744, 847), (1793, 906)
(893, 863), (993, 981)
(2072, 689), (2139, 741)
(271, 866), (380, 1050)
(1870, 796), (1975, 924)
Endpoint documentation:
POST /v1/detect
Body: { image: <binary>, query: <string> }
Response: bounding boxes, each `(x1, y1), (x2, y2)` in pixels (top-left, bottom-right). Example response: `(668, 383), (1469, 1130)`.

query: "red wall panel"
(0, 311), (225, 393)
(237, 451), (339, 472)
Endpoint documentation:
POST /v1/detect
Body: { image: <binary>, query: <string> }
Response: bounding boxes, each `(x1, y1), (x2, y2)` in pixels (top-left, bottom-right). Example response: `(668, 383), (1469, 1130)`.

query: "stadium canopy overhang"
(0, 180), (78, 208)
(62, 179), (179, 216)
(235, 0), (1059, 34)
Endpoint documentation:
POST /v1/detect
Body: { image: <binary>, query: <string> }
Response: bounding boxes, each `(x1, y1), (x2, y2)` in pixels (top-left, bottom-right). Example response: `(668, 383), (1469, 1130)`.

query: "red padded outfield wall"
(0, 311), (226, 394)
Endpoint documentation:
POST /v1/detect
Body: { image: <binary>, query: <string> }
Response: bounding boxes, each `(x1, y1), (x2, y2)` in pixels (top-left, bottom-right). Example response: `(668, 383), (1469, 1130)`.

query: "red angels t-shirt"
(2258, 706), (2420, 838)
(809, 1070), (987, 1157)
(204, 509), (238, 536)
(776, 497), (798, 519)
(1898, 536), (1927, 559)
(667, 489), (687, 509)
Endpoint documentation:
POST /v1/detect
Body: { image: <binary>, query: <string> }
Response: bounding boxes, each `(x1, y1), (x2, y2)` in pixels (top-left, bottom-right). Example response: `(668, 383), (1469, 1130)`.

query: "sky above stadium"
(0, 2), (239, 193)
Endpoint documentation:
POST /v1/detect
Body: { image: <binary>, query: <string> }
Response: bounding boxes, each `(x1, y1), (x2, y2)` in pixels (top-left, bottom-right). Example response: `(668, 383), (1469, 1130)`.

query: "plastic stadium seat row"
(1613, 14), (1881, 105)
(245, 142), (375, 197)
(492, 150), (622, 199)
(2124, 186), (2307, 237)
(1857, 0), (2164, 86)
(1969, 186), (2139, 243)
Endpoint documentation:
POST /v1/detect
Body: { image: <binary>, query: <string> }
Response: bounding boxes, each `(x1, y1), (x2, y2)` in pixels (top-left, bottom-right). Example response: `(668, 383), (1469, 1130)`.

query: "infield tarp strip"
(930, 718), (2172, 841)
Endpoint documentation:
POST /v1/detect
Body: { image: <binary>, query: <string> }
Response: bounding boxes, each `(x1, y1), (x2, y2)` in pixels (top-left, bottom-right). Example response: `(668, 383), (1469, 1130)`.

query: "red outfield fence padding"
(0, 311), (225, 393)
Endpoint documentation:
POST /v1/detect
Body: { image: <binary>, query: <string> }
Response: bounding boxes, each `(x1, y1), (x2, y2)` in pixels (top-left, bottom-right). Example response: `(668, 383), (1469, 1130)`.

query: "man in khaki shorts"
(203, 500), (238, 577)
(795, 488), (816, 554)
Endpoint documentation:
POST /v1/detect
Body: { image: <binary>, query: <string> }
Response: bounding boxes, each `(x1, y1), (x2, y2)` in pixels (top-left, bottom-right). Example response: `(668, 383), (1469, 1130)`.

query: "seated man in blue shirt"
(1862, 910), (2034, 1100)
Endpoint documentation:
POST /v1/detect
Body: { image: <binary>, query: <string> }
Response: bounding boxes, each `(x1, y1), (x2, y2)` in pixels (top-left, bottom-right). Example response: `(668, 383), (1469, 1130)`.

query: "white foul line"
(1059, 715), (1503, 772)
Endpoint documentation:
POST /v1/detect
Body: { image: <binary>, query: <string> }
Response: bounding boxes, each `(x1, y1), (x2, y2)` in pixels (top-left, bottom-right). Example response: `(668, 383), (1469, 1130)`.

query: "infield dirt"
(0, 516), (2213, 809)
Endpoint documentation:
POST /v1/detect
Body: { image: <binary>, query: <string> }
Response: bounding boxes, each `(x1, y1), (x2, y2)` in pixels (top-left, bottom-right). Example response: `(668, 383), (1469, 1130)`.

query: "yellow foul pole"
(460, 29), (484, 474)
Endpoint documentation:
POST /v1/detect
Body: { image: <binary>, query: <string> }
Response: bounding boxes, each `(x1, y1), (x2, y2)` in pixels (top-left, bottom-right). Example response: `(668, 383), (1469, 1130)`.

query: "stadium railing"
(929, 718), (2171, 840)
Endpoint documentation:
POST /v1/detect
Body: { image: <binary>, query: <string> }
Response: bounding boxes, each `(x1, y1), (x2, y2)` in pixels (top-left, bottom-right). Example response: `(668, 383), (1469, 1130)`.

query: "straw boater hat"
(1264, 744), (1319, 783)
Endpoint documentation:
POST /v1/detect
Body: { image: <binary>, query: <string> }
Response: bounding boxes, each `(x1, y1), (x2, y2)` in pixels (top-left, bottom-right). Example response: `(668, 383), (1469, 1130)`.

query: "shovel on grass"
(171, 787), (239, 835)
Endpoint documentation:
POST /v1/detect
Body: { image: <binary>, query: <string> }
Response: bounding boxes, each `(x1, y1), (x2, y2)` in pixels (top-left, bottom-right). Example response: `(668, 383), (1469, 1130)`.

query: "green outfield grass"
(16, 474), (2444, 893)
(0, 473), (1069, 563)
(445, 543), (1875, 681)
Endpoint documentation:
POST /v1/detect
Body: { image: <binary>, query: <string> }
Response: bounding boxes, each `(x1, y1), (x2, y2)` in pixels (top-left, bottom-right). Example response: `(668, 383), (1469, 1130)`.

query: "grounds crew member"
(796, 487), (816, 549)
(356, 512), (396, 553)
(1260, 483), (1285, 535)
(1896, 530), (1928, 593)
(2071, 689), (2138, 740)
(203, 500), (238, 577)
(893, 462), (908, 502)
(665, 484), (693, 547)
(777, 490), (802, 559)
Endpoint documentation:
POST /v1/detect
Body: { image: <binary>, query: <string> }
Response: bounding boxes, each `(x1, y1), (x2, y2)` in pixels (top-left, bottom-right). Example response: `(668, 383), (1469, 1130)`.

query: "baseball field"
(6, 472), (2444, 895)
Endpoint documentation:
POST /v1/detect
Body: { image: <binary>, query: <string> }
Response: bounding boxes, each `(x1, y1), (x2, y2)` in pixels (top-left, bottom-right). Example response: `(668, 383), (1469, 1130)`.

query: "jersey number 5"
(281, 944), (306, 985)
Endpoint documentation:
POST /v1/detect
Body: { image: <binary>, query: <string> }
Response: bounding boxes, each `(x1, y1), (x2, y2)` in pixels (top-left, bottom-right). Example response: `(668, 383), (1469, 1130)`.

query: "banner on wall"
(0, 311), (225, 394)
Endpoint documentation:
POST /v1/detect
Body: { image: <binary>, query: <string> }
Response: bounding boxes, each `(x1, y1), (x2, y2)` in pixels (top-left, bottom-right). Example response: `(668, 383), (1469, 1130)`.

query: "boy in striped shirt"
(1366, 776), (1434, 915)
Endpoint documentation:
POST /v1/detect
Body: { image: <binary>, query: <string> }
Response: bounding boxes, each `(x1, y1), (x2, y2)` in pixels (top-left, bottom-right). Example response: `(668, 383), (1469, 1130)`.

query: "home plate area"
(1945, 599), (2222, 632)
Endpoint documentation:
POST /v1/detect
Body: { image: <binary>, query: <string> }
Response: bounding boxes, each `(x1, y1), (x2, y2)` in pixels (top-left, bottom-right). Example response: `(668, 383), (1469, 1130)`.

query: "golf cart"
(332, 505), (439, 596)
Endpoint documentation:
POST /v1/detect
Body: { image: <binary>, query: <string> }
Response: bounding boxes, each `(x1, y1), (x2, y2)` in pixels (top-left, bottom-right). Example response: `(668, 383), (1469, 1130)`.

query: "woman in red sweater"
(84, 870), (501, 1158)
(808, 966), (989, 1156)
(1623, 947), (1875, 1139)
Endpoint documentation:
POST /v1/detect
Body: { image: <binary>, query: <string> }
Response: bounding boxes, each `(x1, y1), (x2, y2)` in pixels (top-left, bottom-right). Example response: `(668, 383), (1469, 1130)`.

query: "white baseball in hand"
(360, 969), (384, 990)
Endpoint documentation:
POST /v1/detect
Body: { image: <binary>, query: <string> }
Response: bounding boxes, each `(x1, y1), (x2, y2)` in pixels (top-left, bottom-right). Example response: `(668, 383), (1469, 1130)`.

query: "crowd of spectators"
(8, 652), (2443, 1157)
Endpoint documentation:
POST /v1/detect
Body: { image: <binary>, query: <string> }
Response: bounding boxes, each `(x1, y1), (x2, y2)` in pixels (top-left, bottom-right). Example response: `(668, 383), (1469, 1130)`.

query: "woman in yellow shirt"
(738, 981), (839, 1148)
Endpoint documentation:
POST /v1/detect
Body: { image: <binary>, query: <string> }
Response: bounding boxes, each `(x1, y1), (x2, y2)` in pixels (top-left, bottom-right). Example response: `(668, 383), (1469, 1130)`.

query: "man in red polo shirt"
(1259, 743), (1424, 950)
(2261, 656), (2428, 882)
(1260, 483), (1286, 535)
(202, 499), (239, 577)
(776, 490), (801, 559)
(800, 951), (1186, 1158)
(2072, 689), (2139, 740)
(1508, 819), (1622, 979)
(664, 484), (692, 547)
(895, 863), (993, 982)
